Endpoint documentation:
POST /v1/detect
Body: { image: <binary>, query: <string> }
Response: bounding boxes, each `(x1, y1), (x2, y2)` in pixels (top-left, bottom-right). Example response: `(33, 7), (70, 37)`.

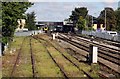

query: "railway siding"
(51, 41), (99, 78)
(47, 46), (82, 77)
(3, 34), (119, 78)
(59, 34), (119, 65)
(36, 34), (100, 78)
(58, 34), (120, 75)
(34, 35), (85, 77)
(2, 37), (29, 77)
(31, 38), (63, 77)
(11, 37), (33, 77)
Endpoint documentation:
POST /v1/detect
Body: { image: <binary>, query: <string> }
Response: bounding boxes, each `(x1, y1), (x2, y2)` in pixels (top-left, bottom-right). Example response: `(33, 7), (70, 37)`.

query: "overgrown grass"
(2, 34), (100, 77)
(39, 34), (100, 77)
(2, 36), (27, 77)
(47, 46), (82, 77)
(31, 38), (63, 77)
(8, 36), (26, 49)
(11, 37), (32, 77)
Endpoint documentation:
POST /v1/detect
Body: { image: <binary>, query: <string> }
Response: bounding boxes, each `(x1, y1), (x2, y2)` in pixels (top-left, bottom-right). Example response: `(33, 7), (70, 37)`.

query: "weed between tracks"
(47, 47), (82, 77)
(31, 39), (63, 77)
(11, 37), (33, 77)
(2, 37), (24, 76)
(2, 34), (99, 78)
(37, 34), (100, 78)
(8, 36), (26, 50)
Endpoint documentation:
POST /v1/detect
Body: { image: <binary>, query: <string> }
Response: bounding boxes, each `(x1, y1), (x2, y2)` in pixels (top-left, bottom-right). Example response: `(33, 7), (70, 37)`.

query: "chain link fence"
(81, 30), (120, 42)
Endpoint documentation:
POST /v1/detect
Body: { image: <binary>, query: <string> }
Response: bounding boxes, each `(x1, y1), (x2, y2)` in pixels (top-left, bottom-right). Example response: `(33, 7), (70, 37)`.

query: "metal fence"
(14, 30), (43, 36)
(81, 30), (120, 42)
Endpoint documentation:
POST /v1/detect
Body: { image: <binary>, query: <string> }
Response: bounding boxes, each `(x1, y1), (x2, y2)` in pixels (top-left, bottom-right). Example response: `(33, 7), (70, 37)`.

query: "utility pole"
(105, 9), (106, 31)
(92, 16), (93, 26)
(92, 13), (96, 27)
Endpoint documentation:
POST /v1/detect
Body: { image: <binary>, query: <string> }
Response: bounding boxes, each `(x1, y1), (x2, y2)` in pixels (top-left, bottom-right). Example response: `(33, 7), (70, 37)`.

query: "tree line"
(2, 2), (35, 44)
(69, 7), (120, 32)
(2, 2), (120, 44)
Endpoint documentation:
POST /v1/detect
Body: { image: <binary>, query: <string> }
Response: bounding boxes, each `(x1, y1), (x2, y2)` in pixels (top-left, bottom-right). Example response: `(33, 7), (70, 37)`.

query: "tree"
(76, 16), (86, 31)
(2, 2), (33, 43)
(0, 2), (2, 34)
(26, 12), (37, 30)
(69, 7), (88, 27)
(115, 8), (120, 31)
(98, 7), (116, 31)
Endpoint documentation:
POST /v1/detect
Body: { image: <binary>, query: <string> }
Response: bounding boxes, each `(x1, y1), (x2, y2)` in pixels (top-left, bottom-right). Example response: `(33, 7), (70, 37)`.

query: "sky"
(26, 0), (120, 22)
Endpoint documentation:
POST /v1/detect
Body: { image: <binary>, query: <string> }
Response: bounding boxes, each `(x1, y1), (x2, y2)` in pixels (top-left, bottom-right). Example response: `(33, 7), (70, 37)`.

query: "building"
(63, 19), (73, 26)
(15, 19), (28, 32)
(36, 21), (63, 27)
(92, 20), (105, 31)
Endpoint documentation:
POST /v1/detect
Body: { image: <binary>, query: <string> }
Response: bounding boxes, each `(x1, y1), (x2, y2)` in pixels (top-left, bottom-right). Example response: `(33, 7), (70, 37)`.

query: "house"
(92, 20), (105, 32)
(15, 19), (28, 32)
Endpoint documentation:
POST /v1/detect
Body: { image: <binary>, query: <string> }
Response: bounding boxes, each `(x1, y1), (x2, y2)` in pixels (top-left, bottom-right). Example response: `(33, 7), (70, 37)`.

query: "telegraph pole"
(92, 16), (93, 26)
(92, 13), (96, 26)
(105, 9), (106, 30)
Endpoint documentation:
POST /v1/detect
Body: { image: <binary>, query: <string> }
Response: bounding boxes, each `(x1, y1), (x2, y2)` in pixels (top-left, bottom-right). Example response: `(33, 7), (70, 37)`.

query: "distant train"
(49, 25), (74, 33)
(43, 26), (48, 33)
(53, 25), (63, 32)
(42, 25), (74, 33)
(43, 25), (63, 33)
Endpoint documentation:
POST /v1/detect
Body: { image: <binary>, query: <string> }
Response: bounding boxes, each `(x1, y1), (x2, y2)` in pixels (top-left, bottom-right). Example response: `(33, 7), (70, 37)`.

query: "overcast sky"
(26, 0), (120, 22)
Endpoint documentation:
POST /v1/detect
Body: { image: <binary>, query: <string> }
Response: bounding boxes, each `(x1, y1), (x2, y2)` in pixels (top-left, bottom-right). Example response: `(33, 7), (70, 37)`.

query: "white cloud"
(26, 2), (118, 21)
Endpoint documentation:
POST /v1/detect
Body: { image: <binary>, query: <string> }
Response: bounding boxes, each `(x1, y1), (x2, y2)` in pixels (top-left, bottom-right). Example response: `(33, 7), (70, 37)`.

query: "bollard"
(89, 44), (98, 64)
(52, 34), (55, 40)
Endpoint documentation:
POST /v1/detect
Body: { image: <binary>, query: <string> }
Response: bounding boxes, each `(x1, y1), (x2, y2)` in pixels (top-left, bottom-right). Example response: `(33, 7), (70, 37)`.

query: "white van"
(106, 31), (118, 36)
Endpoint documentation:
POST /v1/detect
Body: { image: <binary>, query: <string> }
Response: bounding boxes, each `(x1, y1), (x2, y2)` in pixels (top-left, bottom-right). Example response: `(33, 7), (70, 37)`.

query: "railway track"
(58, 33), (120, 77)
(70, 38), (120, 65)
(64, 33), (120, 51)
(75, 33), (120, 48)
(75, 35), (120, 65)
(32, 36), (69, 78)
(10, 37), (27, 77)
(9, 34), (119, 78)
(33, 36), (94, 79)
(59, 34), (120, 65)
(29, 38), (36, 77)
(74, 35), (120, 53)
(65, 48), (118, 78)
(10, 37), (36, 77)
